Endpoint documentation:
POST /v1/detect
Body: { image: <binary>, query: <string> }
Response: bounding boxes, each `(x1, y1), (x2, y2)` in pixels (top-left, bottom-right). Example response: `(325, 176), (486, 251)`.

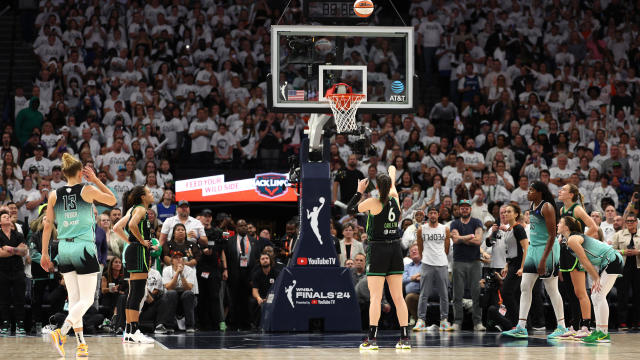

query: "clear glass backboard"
(269, 25), (415, 113)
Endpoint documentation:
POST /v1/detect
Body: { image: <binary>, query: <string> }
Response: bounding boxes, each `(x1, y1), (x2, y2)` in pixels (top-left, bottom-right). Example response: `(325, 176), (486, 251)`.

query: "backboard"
(268, 25), (415, 113)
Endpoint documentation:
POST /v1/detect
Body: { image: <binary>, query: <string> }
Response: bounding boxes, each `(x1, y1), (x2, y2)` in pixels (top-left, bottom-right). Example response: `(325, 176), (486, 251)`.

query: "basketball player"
(40, 154), (117, 357)
(413, 207), (451, 331)
(557, 216), (623, 343)
(113, 185), (156, 344)
(502, 181), (567, 339)
(347, 165), (410, 350)
(557, 184), (599, 340)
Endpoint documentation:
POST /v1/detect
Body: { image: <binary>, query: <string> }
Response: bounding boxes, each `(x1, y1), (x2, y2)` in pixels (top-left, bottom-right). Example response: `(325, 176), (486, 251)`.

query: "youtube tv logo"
(297, 257), (308, 265)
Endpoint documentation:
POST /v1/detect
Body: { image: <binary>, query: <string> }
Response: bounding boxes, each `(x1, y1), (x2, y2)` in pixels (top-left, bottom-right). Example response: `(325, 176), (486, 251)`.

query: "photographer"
(197, 210), (228, 331)
(479, 271), (512, 331)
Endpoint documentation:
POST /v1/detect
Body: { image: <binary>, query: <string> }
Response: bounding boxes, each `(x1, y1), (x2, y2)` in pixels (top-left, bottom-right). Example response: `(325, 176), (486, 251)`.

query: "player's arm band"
(346, 192), (363, 215)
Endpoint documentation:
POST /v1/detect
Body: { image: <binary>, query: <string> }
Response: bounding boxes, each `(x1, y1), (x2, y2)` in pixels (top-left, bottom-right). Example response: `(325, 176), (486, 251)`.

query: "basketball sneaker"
(0, 321), (9, 337)
(572, 328), (591, 341)
(440, 320), (453, 331)
(412, 319), (427, 331)
(76, 344), (89, 357)
(15, 322), (26, 337)
(50, 328), (67, 356)
(501, 325), (528, 338)
(547, 325), (568, 339)
(122, 330), (133, 343)
(130, 329), (155, 344)
(395, 337), (411, 350)
(556, 326), (576, 340)
(440, 319), (453, 331)
(359, 337), (378, 350)
(582, 330), (610, 343)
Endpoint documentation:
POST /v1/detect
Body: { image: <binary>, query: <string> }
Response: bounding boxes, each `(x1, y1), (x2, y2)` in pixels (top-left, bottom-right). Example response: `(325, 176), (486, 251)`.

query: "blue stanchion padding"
(262, 266), (361, 331)
(262, 138), (361, 331)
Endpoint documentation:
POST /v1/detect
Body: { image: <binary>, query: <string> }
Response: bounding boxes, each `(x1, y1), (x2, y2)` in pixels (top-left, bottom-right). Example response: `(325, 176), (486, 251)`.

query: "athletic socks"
(557, 319), (566, 328)
(517, 319), (527, 328)
(400, 326), (409, 338)
(75, 331), (86, 345)
(125, 323), (131, 334)
(131, 322), (139, 334)
(61, 320), (73, 336)
(368, 326), (378, 339)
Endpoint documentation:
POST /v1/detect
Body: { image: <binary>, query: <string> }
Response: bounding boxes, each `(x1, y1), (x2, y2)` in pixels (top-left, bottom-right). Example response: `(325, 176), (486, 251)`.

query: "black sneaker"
(0, 322), (9, 337)
(15, 322), (26, 337)
(154, 324), (168, 334)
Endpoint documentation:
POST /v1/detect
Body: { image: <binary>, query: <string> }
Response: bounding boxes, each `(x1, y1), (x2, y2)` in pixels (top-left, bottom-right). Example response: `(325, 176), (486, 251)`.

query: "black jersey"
(560, 203), (585, 232)
(126, 205), (152, 242)
(366, 197), (401, 242)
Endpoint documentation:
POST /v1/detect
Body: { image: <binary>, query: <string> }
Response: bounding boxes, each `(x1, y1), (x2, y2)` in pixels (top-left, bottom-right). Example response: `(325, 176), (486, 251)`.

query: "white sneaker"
(41, 324), (56, 335)
(130, 329), (155, 344)
(474, 324), (486, 332)
(451, 323), (461, 331)
(426, 324), (440, 331)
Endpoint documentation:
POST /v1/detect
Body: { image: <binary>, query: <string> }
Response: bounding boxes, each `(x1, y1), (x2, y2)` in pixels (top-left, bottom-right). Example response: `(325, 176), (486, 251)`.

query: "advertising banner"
(175, 173), (297, 202)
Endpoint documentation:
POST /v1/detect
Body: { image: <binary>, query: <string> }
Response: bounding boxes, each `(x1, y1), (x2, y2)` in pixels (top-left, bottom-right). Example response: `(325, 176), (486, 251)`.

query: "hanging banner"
(175, 173), (297, 202)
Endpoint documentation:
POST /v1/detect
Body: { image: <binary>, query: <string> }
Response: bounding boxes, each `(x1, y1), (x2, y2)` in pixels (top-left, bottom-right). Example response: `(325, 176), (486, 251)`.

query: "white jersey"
(420, 223), (448, 267)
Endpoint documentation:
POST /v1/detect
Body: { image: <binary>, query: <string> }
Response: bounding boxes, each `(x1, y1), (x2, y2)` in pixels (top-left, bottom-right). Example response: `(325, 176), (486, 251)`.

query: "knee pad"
(126, 279), (147, 311)
(590, 291), (605, 306)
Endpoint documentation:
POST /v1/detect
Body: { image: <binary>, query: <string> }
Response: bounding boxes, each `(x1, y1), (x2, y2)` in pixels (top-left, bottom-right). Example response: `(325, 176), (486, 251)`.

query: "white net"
(327, 93), (366, 133)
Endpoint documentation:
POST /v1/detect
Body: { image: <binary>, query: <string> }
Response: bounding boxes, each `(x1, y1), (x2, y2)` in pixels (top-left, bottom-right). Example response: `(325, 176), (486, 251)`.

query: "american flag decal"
(288, 90), (305, 101)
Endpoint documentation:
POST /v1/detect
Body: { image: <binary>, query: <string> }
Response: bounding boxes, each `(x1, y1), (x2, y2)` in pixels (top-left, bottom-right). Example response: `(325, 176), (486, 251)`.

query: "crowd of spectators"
(1, 0), (640, 336)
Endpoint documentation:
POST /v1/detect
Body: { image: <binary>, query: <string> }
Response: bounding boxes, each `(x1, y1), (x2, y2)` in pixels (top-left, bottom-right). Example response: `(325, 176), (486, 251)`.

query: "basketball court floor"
(3, 331), (639, 359)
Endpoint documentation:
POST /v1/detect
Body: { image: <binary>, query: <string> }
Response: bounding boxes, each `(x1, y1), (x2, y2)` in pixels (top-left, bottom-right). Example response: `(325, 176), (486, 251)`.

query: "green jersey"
(366, 197), (401, 242)
(529, 200), (551, 247)
(54, 184), (95, 241)
(560, 203), (585, 232)
(567, 233), (621, 268)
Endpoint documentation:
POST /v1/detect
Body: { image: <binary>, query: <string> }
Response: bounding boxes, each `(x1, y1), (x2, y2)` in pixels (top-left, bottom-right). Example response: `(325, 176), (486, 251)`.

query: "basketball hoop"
(326, 83), (365, 134)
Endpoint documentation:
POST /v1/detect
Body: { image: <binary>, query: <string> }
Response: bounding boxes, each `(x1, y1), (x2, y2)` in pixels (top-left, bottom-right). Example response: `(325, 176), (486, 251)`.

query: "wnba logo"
(254, 173), (289, 199)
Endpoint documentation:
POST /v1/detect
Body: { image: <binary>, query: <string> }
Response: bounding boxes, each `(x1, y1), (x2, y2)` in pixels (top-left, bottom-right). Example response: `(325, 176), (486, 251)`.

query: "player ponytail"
(123, 185), (147, 215)
(376, 173), (391, 205)
(567, 184), (585, 205)
(562, 216), (583, 233)
(61, 153), (82, 179)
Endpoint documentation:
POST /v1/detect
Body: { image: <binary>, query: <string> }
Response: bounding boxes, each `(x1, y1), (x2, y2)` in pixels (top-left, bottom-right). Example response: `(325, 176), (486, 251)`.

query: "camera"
(484, 272), (501, 290)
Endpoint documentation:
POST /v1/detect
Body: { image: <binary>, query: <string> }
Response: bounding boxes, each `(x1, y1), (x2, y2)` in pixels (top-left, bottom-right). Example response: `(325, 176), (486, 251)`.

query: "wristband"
(622, 249), (626, 255)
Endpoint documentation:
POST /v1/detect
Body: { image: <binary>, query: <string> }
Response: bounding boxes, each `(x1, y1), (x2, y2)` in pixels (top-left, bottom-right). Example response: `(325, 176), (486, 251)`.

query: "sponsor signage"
(175, 173), (297, 202)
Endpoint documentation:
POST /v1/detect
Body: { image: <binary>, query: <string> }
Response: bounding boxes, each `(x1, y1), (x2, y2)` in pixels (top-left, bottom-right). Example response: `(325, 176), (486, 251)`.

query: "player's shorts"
(559, 245), (585, 272)
(366, 240), (404, 276)
(55, 233), (100, 275)
(523, 241), (560, 278)
(124, 242), (150, 273)
(600, 253), (624, 275)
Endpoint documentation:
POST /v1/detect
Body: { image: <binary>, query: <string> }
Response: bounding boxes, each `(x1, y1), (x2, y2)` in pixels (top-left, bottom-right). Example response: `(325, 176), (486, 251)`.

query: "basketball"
(353, 0), (374, 18)
(314, 38), (334, 55)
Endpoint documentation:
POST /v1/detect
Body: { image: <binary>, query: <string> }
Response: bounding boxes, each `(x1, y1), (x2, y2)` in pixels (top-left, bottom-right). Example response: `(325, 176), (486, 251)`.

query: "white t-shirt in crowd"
(420, 223), (448, 267)
(189, 120), (216, 153)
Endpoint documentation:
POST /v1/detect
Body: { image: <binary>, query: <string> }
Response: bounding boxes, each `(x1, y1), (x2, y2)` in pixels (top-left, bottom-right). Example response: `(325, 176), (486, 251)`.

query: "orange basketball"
(353, 0), (374, 18)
